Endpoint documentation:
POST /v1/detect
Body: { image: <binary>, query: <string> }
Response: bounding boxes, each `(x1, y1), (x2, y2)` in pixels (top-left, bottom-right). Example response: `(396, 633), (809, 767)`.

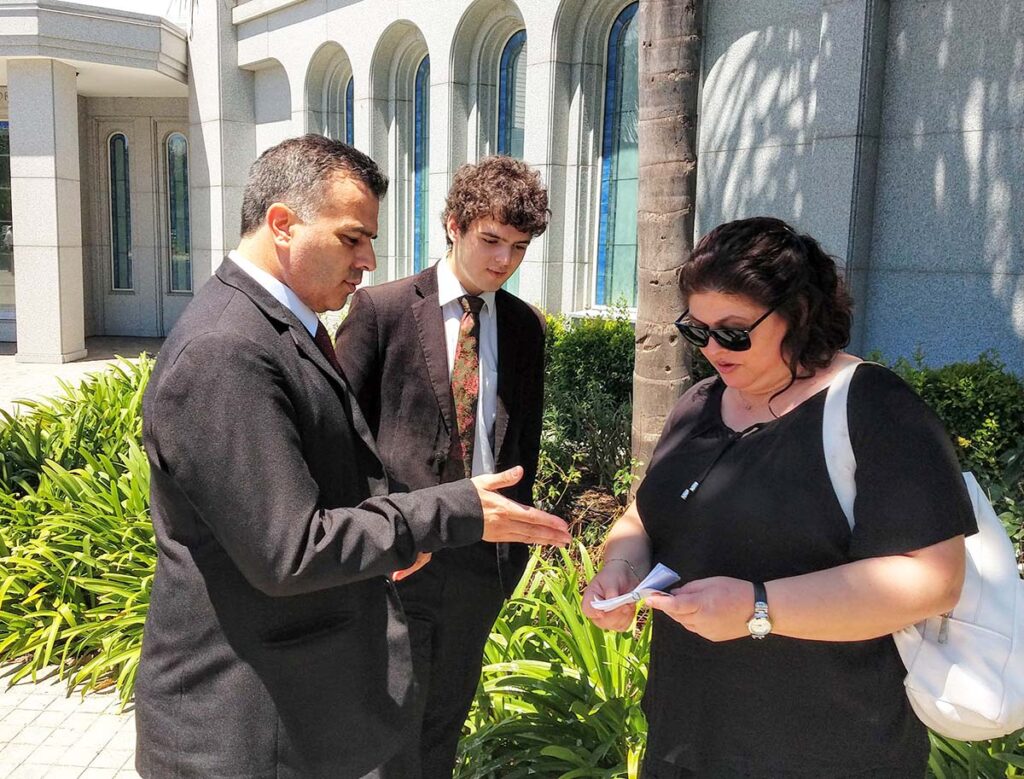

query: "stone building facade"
(0, 0), (1020, 371)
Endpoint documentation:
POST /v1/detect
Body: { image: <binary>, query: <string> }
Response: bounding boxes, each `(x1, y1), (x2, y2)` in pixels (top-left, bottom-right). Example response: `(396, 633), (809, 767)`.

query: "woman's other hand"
(646, 576), (754, 642)
(582, 562), (640, 632)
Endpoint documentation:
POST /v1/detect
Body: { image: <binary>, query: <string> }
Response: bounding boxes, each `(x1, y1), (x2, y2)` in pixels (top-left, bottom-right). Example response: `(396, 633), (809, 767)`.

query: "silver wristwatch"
(746, 581), (772, 639)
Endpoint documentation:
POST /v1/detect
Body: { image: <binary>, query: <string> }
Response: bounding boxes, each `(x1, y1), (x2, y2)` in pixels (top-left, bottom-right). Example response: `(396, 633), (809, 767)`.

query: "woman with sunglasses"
(581, 217), (975, 778)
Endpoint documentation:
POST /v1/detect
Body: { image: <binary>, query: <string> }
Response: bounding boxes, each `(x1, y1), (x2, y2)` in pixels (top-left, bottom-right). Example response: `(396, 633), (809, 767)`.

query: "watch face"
(747, 615), (772, 638)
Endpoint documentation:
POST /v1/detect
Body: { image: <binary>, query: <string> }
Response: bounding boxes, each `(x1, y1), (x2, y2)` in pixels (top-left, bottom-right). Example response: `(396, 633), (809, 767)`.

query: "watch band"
(753, 581), (768, 607)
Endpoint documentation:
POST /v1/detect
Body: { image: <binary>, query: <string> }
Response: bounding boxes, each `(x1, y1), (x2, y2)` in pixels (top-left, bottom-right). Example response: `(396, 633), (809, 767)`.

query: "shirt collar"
(228, 250), (320, 337)
(435, 255), (496, 313)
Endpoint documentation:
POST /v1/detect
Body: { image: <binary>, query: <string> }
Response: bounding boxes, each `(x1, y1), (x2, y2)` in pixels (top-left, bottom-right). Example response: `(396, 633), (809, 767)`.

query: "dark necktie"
(450, 295), (484, 478)
(313, 321), (344, 376)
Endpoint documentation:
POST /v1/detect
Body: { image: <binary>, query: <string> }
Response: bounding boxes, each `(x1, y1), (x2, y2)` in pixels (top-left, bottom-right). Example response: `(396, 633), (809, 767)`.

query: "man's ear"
(445, 214), (461, 245)
(267, 203), (294, 248)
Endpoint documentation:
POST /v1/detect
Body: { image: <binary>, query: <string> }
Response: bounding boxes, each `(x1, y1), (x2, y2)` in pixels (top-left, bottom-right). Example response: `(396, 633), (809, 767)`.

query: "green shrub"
(537, 310), (635, 509)
(0, 359), (154, 706)
(457, 545), (648, 779)
(885, 351), (1024, 486)
(0, 361), (151, 496)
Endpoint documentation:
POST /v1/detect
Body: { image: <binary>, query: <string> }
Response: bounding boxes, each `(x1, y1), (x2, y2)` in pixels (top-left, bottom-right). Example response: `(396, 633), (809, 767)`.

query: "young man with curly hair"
(335, 155), (550, 777)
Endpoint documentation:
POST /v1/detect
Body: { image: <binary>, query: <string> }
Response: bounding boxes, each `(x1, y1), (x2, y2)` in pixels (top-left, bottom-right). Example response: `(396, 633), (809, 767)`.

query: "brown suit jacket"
(335, 264), (545, 595)
(136, 258), (483, 778)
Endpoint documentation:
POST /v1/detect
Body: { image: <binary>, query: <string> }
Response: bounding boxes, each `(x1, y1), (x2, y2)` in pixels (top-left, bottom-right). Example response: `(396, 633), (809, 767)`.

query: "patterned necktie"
(450, 294), (484, 478)
(313, 321), (344, 376)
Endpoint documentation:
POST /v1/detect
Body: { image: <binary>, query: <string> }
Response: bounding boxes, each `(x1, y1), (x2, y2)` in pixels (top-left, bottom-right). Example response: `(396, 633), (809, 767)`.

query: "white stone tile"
(80, 770), (119, 779)
(33, 708), (70, 728)
(57, 177), (84, 249)
(0, 741), (37, 763)
(37, 767), (83, 779)
(87, 749), (133, 770)
(49, 695), (90, 713)
(8, 764), (53, 778)
(24, 741), (68, 764)
(21, 694), (58, 711)
(60, 712), (99, 732)
(59, 744), (101, 768)
(3, 708), (39, 727)
(0, 721), (24, 741)
(11, 725), (53, 745)
(47, 727), (80, 748)
(11, 177), (59, 248)
(105, 727), (136, 751)
(75, 696), (115, 714)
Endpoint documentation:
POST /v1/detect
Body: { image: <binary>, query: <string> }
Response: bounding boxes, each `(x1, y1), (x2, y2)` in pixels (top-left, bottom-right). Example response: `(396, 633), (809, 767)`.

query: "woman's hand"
(646, 577), (754, 642)
(582, 561), (640, 632)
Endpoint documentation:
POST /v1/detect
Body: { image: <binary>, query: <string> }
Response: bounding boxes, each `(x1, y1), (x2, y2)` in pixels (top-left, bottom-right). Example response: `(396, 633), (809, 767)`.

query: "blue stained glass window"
(166, 133), (191, 293)
(414, 55), (430, 274)
(596, 2), (639, 307)
(498, 30), (528, 296)
(345, 76), (355, 145)
(498, 30), (527, 159)
(109, 133), (133, 291)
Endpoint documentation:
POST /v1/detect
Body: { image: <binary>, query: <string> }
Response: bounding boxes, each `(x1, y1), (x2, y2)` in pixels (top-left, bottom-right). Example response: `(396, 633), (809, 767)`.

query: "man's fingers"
(492, 522), (571, 546)
(392, 552), (431, 581)
(472, 466), (523, 491)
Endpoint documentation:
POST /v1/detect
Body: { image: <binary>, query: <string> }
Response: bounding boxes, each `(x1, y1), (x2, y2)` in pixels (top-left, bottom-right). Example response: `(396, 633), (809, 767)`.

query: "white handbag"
(823, 362), (1024, 741)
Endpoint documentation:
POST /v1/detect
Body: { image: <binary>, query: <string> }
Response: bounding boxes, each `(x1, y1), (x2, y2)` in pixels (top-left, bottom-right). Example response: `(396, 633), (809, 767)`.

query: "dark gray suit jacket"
(335, 264), (545, 595)
(135, 258), (483, 778)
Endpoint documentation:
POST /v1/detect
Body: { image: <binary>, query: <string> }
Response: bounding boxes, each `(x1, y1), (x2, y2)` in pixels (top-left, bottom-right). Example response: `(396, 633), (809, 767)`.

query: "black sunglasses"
(674, 306), (777, 351)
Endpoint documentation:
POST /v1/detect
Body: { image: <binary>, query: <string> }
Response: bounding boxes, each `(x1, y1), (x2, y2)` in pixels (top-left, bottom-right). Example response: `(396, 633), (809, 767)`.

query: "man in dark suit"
(135, 136), (569, 779)
(335, 156), (550, 777)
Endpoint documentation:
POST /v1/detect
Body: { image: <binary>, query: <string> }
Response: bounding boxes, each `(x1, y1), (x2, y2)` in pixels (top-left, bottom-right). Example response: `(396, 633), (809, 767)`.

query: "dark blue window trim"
(414, 55), (430, 274)
(596, 2), (638, 306)
(345, 76), (354, 145)
(498, 29), (526, 157)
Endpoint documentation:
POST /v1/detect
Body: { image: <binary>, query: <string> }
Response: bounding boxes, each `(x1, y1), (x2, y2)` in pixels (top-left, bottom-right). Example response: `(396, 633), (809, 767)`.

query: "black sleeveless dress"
(635, 364), (976, 778)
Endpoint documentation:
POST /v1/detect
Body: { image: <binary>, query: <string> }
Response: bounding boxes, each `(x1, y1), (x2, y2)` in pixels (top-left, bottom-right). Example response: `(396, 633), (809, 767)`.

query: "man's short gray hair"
(240, 134), (388, 236)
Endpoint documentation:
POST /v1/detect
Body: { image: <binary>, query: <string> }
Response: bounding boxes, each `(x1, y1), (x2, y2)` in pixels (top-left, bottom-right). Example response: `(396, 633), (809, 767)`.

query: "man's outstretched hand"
(472, 466), (571, 546)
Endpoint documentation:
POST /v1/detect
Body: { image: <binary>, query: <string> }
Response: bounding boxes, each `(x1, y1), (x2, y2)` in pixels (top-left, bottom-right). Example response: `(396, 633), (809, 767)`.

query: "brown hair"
(442, 156), (549, 248)
(240, 134), (388, 236)
(681, 216), (853, 378)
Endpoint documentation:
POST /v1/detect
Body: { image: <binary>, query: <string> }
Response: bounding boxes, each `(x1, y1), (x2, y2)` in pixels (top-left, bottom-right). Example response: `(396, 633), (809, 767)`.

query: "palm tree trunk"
(631, 0), (703, 488)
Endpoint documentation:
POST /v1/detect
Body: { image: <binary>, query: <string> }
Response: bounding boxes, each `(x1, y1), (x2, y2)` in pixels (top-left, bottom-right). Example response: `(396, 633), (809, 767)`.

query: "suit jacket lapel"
(494, 291), (514, 463)
(215, 258), (386, 483)
(412, 267), (457, 437)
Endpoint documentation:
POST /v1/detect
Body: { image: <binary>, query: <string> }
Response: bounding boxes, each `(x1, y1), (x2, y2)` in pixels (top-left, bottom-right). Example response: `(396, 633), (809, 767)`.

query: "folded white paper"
(590, 563), (681, 612)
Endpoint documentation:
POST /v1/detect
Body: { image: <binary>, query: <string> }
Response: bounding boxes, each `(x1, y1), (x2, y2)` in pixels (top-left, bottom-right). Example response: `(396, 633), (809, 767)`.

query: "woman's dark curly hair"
(680, 216), (853, 380)
(442, 156), (549, 248)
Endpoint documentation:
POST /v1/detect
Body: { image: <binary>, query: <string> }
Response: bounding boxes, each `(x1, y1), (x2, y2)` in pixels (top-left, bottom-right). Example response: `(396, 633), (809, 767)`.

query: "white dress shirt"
(228, 250), (320, 338)
(436, 256), (498, 477)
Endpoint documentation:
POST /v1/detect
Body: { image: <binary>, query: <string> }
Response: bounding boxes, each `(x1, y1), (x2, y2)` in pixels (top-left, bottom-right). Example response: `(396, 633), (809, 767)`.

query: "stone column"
(188, 0), (256, 286)
(8, 58), (88, 363)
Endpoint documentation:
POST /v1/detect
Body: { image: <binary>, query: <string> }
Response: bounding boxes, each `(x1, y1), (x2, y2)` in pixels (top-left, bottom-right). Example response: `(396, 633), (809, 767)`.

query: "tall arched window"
(413, 55), (430, 273)
(166, 132), (191, 293)
(109, 133), (132, 291)
(498, 30), (526, 159)
(345, 76), (355, 145)
(596, 2), (639, 307)
(323, 58), (350, 141)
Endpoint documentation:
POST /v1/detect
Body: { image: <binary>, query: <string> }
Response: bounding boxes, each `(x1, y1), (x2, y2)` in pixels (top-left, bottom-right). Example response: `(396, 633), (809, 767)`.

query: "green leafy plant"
(536, 310), (635, 510)
(886, 350), (1024, 486)
(0, 358), (154, 707)
(457, 546), (649, 779)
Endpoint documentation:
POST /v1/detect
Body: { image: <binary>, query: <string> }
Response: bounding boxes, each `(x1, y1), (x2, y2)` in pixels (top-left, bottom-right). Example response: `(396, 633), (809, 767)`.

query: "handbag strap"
(822, 361), (862, 531)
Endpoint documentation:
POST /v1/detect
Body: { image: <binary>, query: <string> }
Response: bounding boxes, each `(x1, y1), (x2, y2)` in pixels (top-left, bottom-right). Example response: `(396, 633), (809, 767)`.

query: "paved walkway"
(1, 340), (157, 776)
(0, 670), (139, 778)
(0, 337), (163, 415)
